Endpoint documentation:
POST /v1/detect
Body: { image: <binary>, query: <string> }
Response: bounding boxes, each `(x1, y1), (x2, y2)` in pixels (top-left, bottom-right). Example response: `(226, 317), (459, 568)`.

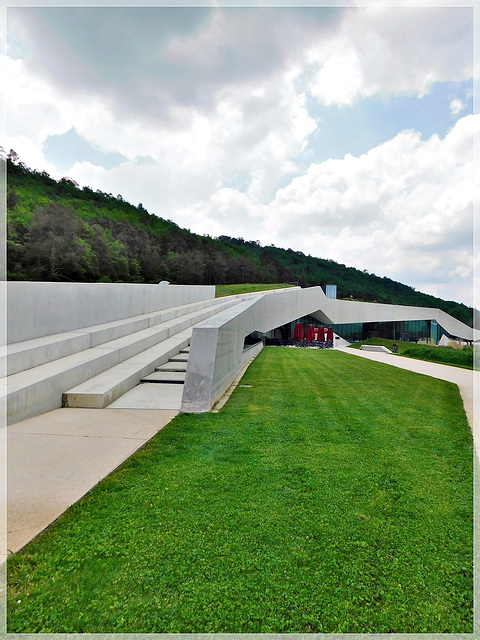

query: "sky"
(3, 0), (478, 307)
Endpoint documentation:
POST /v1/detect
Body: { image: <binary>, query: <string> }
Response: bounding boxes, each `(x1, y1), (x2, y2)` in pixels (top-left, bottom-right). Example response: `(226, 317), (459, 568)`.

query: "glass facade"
(327, 319), (450, 344)
(246, 314), (452, 346)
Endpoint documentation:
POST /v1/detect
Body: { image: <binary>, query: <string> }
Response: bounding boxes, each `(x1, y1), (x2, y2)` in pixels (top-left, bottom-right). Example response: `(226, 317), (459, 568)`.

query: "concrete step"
(6, 297), (242, 423)
(169, 354), (189, 362)
(6, 324), (180, 423)
(60, 298), (243, 412)
(141, 371), (186, 383)
(360, 345), (392, 353)
(106, 381), (185, 411)
(156, 361), (188, 372)
(6, 347), (120, 424)
(63, 333), (191, 409)
(4, 332), (92, 377)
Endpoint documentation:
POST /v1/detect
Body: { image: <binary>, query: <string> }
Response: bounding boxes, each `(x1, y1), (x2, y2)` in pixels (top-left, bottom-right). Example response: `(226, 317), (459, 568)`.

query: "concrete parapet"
(181, 296), (261, 413)
(7, 281), (214, 343)
(6, 281), (477, 423)
(319, 298), (479, 342)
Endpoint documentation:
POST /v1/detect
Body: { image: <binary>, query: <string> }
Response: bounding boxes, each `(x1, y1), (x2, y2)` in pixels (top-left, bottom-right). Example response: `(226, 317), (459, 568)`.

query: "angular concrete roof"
(181, 286), (478, 413)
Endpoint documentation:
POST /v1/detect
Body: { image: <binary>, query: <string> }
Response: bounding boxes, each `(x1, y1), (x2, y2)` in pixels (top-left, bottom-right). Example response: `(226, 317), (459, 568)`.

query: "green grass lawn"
(215, 283), (294, 297)
(7, 348), (473, 633)
(350, 337), (474, 370)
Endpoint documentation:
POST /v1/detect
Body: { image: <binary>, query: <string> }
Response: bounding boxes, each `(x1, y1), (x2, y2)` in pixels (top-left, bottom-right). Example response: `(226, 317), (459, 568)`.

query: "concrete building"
(181, 285), (478, 412)
(3, 281), (477, 424)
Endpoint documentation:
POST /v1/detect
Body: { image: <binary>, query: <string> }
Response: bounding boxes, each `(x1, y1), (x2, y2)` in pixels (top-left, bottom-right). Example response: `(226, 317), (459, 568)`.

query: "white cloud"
(3, 55), (71, 150)
(306, 6), (473, 107)
(8, 6), (473, 122)
(311, 54), (363, 107)
(4, 5), (476, 306)
(170, 115), (477, 305)
(61, 59), (317, 209)
(450, 98), (466, 116)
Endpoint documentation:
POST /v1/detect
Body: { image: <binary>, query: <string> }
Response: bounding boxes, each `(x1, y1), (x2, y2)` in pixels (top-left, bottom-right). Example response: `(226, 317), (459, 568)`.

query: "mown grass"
(215, 283), (294, 297)
(7, 348), (473, 633)
(350, 337), (474, 370)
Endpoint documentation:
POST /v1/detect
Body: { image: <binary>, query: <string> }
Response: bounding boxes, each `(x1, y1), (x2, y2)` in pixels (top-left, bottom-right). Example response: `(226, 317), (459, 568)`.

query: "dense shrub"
(402, 346), (473, 369)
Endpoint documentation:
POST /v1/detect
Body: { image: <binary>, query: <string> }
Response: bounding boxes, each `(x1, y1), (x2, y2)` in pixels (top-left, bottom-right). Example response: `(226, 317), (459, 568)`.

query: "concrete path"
(107, 381), (184, 410)
(337, 346), (479, 459)
(3, 408), (178, 562)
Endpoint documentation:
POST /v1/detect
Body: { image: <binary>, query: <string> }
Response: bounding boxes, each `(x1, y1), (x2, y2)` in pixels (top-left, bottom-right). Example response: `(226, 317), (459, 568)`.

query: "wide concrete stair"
(116, 346), (192, 408)
(144, 348), (189, 380)
(4, 297), (242, 424)
(101, 346), (192, 411)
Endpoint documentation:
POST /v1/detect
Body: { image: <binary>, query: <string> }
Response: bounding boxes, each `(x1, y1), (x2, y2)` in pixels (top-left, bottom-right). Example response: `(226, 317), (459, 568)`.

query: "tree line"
(5, 152), (475, 327)
(6, 156), (294, 286)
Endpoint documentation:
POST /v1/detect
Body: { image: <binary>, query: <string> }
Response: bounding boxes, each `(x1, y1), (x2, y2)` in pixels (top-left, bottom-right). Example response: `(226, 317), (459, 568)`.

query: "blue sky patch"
(305, 80), (473, 164)
(43, 128), (128, 172)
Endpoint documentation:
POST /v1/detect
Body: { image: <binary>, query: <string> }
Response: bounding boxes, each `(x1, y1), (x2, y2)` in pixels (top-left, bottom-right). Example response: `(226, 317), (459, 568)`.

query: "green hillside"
(5, 154), (474, 327)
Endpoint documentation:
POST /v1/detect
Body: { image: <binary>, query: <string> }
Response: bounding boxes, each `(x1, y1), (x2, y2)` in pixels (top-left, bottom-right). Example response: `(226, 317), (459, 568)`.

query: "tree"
(24, 204), (88, 281)
(205, 252), (227, 285)
(7, 149), (19, 164)
(90, 223), (129, 282)
(7, 189), (18, 211)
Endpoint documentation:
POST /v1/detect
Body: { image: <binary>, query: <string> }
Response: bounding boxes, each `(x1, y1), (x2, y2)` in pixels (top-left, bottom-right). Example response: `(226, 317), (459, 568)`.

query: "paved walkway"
(2, 408), (179, 563)
(2, 347), (477, 563)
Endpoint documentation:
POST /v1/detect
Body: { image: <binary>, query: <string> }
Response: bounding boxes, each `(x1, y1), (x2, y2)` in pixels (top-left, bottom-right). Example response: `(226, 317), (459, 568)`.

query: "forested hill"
(6, 155), (474, 327)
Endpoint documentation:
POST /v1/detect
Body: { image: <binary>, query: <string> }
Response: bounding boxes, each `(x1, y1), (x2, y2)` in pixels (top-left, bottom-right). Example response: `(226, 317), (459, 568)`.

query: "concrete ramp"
(360, 345), (393, 353)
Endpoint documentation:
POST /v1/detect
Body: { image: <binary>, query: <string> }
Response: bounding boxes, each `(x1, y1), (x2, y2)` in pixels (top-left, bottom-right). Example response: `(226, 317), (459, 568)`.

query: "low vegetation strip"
(350, 338), (474, 370)
(7, 349), (473, 633)
(215, 283), (294, 297)
(402, 345), (474, 369)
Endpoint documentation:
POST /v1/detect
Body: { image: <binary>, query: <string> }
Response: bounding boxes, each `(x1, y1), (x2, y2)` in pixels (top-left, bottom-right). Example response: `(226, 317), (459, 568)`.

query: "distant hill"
(5, 154), (475, 328)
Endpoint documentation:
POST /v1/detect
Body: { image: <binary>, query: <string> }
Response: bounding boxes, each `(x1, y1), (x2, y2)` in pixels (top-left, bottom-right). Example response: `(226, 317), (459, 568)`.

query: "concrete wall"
(181, 287), (331, 412)
(7, 282), (215, 343)
(180, 296), (263, 413)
